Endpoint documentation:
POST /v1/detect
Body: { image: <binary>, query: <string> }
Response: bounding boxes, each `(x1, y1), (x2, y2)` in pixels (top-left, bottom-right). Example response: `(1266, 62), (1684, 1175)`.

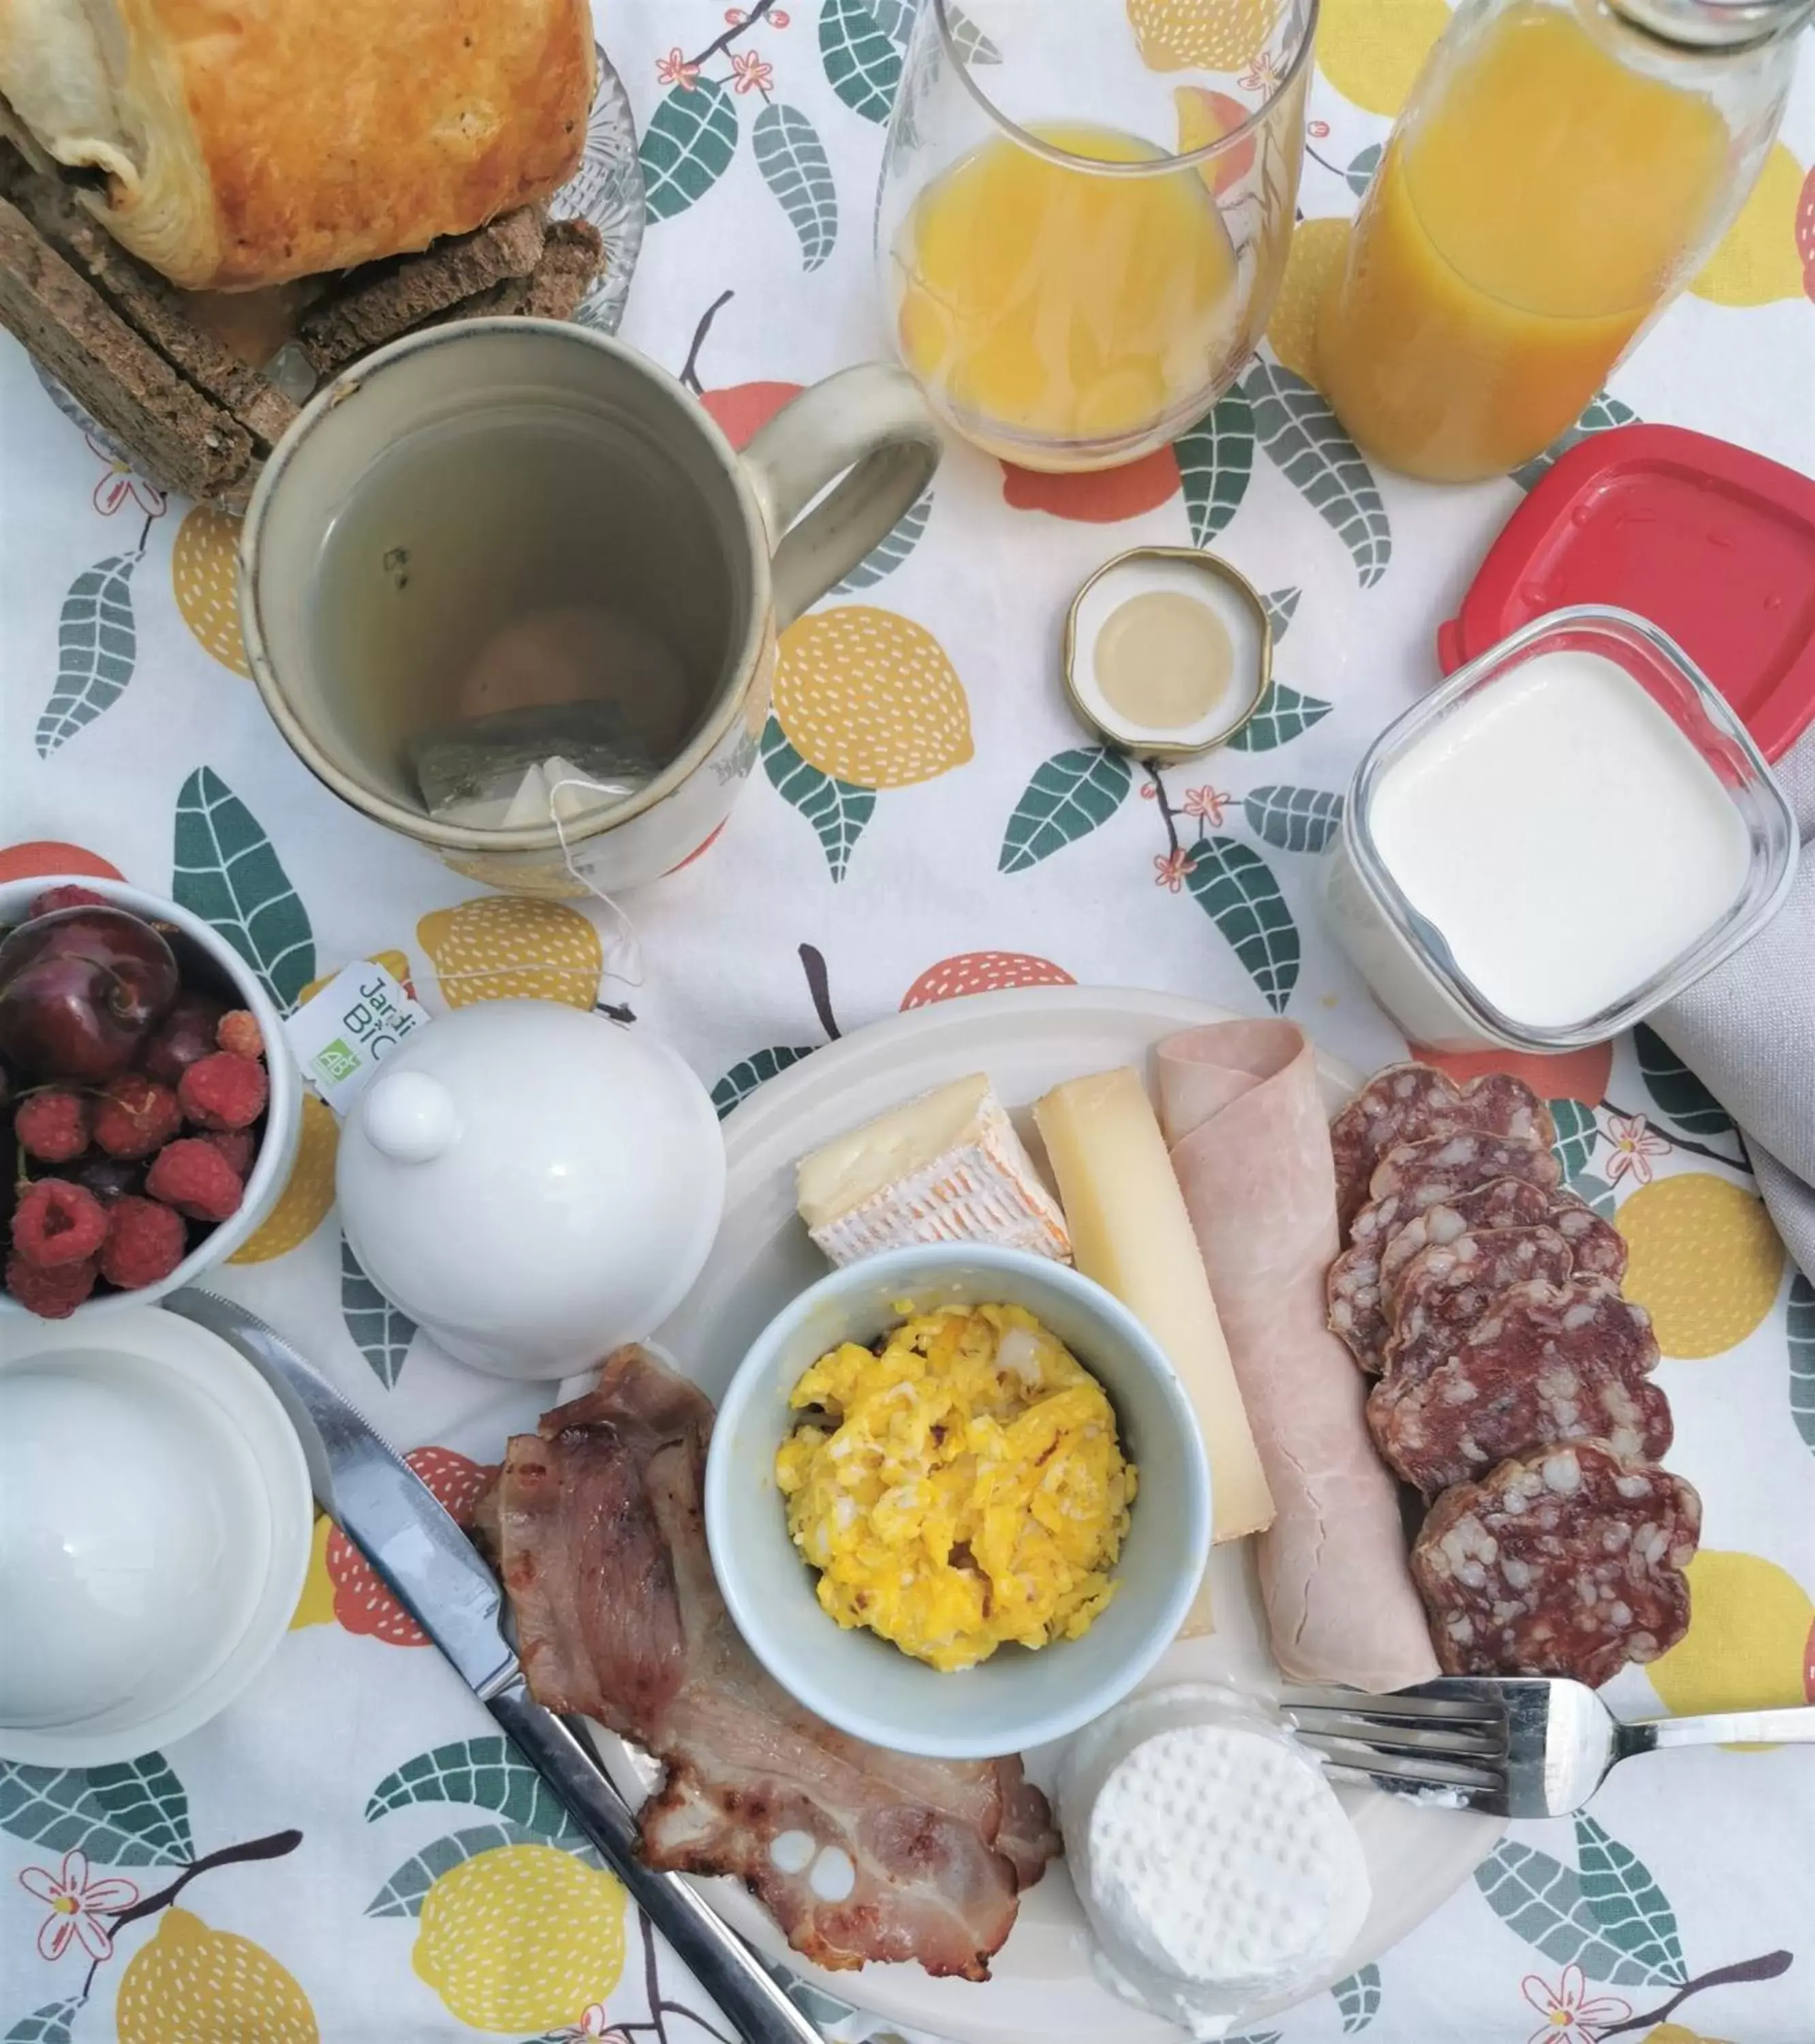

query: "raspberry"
(11, 1179), (108, 1267)
(201, 1128), (257, 1179)
(100, 1194), (188, 1290)
(179, 1052), (268, 1131)
(14, 1087), (91, 1163)
(146, 1138), (244, 1222)
(215, 1009), (266, 1060)
(5, 1251), (97, 1317)
(27, 884), (109, 918)
(92, 1072), (182, 1159)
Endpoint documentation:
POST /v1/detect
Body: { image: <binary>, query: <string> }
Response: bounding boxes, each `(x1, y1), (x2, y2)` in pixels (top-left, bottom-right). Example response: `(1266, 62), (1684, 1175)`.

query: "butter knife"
(164, 1287), (824, 2044)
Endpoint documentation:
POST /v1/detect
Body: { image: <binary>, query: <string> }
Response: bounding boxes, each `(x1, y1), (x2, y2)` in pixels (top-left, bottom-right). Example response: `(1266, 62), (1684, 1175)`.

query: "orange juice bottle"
(1316, 0), (1805, 482)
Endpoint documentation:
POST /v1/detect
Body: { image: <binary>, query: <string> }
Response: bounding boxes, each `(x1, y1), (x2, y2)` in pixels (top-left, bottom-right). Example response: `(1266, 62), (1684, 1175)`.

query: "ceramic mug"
(238, 320), (942, 896)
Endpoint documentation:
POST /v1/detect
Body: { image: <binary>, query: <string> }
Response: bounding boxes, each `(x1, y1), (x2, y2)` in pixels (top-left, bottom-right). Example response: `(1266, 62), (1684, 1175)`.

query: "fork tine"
(1282, 1707), (1505, 1761)
(1279, 1685), (1503, 1722)
(1314, 1756), (1508, 1816)
(1292, 1731), (1504, 1794)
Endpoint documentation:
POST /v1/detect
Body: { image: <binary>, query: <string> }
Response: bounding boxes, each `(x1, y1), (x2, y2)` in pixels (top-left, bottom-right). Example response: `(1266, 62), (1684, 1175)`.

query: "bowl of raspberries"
(1, 877), (302, 1320)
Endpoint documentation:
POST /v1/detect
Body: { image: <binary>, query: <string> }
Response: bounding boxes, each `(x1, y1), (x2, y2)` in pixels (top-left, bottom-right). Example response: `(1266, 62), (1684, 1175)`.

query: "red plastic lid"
(1438, 424), (1815, 762)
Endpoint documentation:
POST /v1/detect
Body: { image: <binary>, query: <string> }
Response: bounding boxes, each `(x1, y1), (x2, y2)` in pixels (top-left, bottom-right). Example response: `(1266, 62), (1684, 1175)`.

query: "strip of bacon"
(481, 1346), (1056, 1979)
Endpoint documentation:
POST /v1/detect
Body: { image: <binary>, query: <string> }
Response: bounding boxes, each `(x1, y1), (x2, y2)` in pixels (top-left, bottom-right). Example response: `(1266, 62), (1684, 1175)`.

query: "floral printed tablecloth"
(3, 3), (1814, 2040)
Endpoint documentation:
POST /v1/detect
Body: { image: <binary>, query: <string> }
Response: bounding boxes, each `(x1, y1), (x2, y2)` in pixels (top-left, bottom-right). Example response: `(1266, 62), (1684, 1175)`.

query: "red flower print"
(656, 46), (701, 89)
(730, 48), (774, 93)
(1238, 49), (1285, 91)
(19, 1851), (138, 1962)
(1604, 1111), (1668, 1187)
(577, 2009), (633, 2043)
(1154, 848), (1194, 892)
(1139, 781), (1159, 800)
(1182, 785), (1231, 824)
(1521, 1965), (1630, 2044)
(85, 433), (165, 519)
(1308, 119), (1330, 139)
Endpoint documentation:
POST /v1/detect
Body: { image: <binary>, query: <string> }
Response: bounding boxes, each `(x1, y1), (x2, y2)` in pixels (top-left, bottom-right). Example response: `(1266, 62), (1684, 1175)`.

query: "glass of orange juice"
(878, 0), (1316, 472)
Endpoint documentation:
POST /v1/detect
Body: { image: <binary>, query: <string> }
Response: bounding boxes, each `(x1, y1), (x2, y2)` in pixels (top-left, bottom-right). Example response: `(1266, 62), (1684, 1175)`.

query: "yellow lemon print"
(1127, 0), (1274, 72)
(290, 1514), (336, 1630)
(1317, 0), (1449, 117)
(417, 897), (602, 1009)
(1643, 2030), (1734, 2044)
(298, 948), (414, 1006)
(1268, 216), (1350, 384)
(231, 1094), (337, 1265)
(172, 505), (251, 677)
(413, 1844), (626, 2034)
(116, 1908), (317, 2044)
(774, 607), (973, 790)
(1692, 143), (1807, 306)
(1647, 1551), (1815, 1747)
(1617, 1173), (1784, 1358)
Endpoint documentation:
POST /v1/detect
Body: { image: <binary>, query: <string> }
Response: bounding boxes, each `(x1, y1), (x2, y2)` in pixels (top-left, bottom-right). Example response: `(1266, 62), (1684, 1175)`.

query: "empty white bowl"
(0, 876), (303, 1320)
(704, 1244), (1212, 1760)
(0, 1307), (313, 1763)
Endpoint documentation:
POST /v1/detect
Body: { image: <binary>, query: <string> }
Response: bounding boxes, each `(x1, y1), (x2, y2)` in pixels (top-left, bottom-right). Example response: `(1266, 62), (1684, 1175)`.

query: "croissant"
(0, 0), (595, 289)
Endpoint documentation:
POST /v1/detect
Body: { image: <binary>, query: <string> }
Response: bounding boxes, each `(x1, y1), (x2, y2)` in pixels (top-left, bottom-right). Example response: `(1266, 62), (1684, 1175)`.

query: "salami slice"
(1381, 1226), (1575, 1388)
(1330, 1064), (1555, 1230)
(1370, 1278), (1666, 1495)
(1411, 1441), (1701, 1686)
(1365, 1130), (1562, 1215)
(1548, 1194), (1630, 1284)
(1374, 1179), (1553, 1306)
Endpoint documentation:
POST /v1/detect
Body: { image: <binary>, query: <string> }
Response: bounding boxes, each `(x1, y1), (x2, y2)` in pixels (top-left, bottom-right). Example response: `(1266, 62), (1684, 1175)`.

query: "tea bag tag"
(283, 960), (433, 1112)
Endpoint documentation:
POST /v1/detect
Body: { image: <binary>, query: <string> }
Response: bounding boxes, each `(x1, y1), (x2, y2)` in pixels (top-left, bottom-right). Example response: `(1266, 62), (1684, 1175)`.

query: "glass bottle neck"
(1605, 0), (1813, 48)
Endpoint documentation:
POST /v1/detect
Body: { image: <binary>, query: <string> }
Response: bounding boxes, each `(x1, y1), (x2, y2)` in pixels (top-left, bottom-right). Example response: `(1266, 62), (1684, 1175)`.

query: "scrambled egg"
(774, 1303), (1136, 1671)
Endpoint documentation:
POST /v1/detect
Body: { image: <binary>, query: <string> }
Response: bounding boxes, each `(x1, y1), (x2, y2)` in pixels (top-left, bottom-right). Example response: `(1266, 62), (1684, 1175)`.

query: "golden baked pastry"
(0, 0), (596, 289)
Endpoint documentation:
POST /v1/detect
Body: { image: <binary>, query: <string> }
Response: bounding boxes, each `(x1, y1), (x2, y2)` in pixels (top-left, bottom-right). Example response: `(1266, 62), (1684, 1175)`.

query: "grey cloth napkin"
(1652, 726), (1815, 1280)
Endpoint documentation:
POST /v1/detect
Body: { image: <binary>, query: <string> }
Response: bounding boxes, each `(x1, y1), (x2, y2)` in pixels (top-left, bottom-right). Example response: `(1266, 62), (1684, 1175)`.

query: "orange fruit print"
(901, 950), (1075, 1008)
(327, 1446), (496, 1643)
(0, 841), (124, 882)
(1000, 446), (1181, 522)
(1408, 1038), (1613, 1106)
(700, 381), (801, 451)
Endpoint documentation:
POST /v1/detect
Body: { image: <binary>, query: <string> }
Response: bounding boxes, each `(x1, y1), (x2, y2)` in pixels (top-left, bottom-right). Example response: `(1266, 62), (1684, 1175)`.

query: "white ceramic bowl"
(704, 1243), (1213, 1760)
(0, 1307), (313, 1764)
(0, 876), (302, 1320)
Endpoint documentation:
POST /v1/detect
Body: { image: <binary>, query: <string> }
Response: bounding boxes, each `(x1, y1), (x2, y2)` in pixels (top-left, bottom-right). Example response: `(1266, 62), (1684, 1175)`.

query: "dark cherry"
(0, 907), (179, 1081)
(70, 1155), (145, 1205)
(142, 990), (229, 1086)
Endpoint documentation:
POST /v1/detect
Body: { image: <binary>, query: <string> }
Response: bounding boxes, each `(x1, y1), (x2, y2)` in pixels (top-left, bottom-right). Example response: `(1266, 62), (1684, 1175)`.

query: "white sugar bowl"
(335, 1000), (726, 1378)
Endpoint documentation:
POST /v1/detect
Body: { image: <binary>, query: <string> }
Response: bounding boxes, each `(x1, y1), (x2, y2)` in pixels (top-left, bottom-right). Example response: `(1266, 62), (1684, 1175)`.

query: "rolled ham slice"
(1155, 1021), (1439, 1691)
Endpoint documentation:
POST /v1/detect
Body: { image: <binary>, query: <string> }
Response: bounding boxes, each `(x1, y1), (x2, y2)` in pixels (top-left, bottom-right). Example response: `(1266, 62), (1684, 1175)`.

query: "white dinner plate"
(559, 985), (1504, 2041)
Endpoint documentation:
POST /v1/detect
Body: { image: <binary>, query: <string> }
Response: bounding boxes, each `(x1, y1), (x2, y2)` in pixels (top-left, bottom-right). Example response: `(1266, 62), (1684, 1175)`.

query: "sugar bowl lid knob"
(361, 1070), (460, 1164)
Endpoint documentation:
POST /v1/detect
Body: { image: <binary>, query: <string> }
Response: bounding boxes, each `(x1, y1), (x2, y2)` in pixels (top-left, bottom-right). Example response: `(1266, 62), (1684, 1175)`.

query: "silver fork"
(1280, 1679), (1815, 1818)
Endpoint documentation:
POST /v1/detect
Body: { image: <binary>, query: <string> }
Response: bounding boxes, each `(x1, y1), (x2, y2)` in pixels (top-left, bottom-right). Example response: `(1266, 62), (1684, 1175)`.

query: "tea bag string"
(548, 773), (645, 991)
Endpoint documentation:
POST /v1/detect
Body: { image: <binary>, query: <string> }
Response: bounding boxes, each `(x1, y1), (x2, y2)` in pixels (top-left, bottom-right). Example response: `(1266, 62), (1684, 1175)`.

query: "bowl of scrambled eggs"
(704, 1244), (1211, 1759)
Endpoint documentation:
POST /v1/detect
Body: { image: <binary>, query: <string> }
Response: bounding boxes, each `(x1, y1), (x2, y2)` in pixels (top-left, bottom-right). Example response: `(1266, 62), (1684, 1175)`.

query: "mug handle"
(739, 363), (943, 630)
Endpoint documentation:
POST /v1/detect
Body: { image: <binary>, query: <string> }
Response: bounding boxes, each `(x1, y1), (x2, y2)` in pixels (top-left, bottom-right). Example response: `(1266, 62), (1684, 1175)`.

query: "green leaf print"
(753, 103), (839, 270)
(1243, 784), (1345, 852)
(1571, 1170), (1618, 1220)
(0, 1757), (191, 1866)
(341, 1233), (416, 1390)
(1346, 142), (1382, 196)
(640, 79), (738, 222)
(1186, 837), (1301, 1012)
(36, 551), (139, 756)
(820, 0), (902, 122)
(1633, 1023), (1735, 1139)
(1550, 1100), (1600, 1181)
(365, 1737), (580, 1845)
(1262, 586), (1301, 640)
(1227, 681), (1333, 752)
(999, 747), (1134, 873)
(832, 491), (931, 591)
(869, 0), (1002, 58)
(1512, 392), (1639, 493)
(172, 766), (315, 1012)
(1574, 1814), (1688, 1983)
(1475, 1837), (1684, 1985)
(367, 1823), (557, 1917)
(1332, 1962), (1382, 2032)
(1245, 360), (1391, 587)
(1175, 386), (1256, 547)
(1789, 1273), (1815, 1455)
(713, 1045), (816, 1119)
(759, 1958), (858, 2030)
(762, 717), (874, 880)
(3, 2004), (81, 2044)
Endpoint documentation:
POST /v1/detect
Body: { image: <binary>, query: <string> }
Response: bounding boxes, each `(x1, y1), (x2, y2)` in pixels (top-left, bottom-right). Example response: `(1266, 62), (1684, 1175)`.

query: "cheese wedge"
(797, 1073), (1072, 1266)
(1035, 1068), (1274, 1633)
